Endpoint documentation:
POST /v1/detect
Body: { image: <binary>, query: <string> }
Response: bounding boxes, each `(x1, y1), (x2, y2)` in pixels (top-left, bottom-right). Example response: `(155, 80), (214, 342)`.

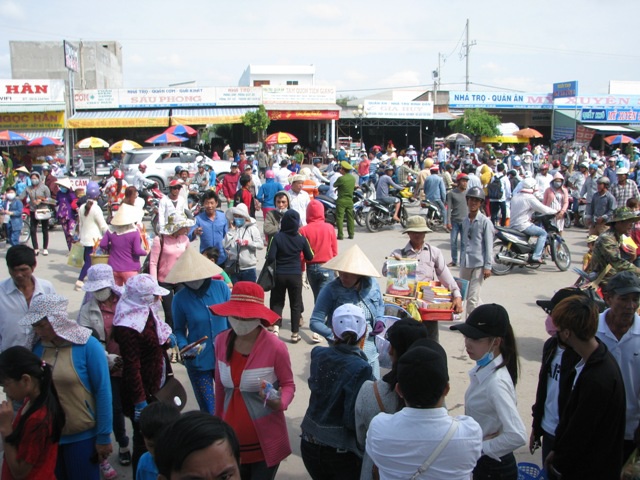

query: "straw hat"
(110, 203), (142, 226)
(55, 177), (72, 190)
(209, 281), (280, 325)
(15, 166), (30, 174)
(402, 216), (433, 234)
(161, 212), (195, 235)
(164, 245), (223, 284)
(289, 174), (306, 184)
(322, 244), (381, 278)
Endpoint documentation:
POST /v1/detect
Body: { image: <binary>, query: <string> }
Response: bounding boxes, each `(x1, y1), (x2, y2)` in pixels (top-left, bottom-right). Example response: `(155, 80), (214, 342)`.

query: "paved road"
(3, 206), (587, 478)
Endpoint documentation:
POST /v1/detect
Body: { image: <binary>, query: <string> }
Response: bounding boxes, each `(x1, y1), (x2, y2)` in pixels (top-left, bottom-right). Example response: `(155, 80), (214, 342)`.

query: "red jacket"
(222, 172), (240, 199)
(299, 200), (338, 264)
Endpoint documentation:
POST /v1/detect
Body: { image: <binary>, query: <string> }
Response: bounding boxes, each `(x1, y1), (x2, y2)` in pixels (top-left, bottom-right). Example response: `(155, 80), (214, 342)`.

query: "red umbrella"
(145, 133), (188, 144)
(164, 125), (197, 137)
(0, 130), (29, 142)
(27, 136), (64, 146)
(604, 134), (637, 145)
(265, 132), (298, 144)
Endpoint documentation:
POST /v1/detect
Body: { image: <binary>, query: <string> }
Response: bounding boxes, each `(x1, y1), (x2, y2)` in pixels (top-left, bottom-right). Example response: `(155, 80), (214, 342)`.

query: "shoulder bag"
(257, 257), (276, 292)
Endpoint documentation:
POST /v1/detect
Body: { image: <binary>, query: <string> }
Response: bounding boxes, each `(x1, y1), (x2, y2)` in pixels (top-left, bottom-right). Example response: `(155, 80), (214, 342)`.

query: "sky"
(0, 0), (639, 99)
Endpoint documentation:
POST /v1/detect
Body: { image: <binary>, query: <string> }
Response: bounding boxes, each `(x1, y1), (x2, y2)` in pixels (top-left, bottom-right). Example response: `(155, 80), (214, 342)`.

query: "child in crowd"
(0, 346), (66, 479)
(582, 235), (598, 272)
(202, 247), (233, 288)
(136, 402), (181, 480)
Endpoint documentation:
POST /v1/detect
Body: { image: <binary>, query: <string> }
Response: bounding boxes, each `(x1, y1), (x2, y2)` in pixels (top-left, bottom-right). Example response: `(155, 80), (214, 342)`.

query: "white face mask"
(93, 287), (112, 302)
(228, 317), (261, 336)
(5, 193), (15, 201)
(184, 279), (205, 290)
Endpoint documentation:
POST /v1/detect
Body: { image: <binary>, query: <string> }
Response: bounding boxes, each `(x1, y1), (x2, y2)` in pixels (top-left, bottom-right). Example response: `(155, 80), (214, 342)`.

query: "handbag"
(34, 208), (52, 221)
(153, 358), (187, 411)
(257, 259), (276, 291)
(67, 242), (85, 269)
(141, 235), (164, 274)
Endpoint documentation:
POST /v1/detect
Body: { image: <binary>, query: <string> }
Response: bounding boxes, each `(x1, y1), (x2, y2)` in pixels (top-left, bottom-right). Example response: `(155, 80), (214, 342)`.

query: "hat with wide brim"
(161, 213), (196, 235)
(110, 203), (142, 226)
(55, 177), (73, 190)
(164, 244), (223, 284)
(15, 166), (30, 174)
(322, 244), (381, 278)
(209, 281), (280, 325)
(402, 216), (432, 234)
(82, 264), (123, 295)
(607, 207), (640, 225)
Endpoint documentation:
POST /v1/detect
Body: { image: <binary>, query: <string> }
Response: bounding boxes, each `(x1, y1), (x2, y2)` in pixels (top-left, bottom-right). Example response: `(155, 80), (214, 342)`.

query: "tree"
(337, 96), (356, 108)
(448, 109), (501, 140)
(242, 105), (270, 143)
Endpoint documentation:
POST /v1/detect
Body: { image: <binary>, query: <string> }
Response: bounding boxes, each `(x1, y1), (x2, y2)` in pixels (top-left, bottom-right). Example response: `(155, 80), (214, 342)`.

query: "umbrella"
(0, 130), (29, 142)
(76, 137), (109, 149)
(604, 134), (638, 145)
(27, 136), (63, 147)
(513, 128), (543, 139)
(109, 139), (143, 153)
(164, 125), (197, 137)
(145, 133), (188, 144)
(444, 133), (472, 143)
(265, 132), (298, 144)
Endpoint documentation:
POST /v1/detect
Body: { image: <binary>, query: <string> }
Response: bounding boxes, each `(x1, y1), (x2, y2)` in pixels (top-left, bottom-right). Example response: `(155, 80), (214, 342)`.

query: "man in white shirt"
(0, 245), (56, 350)
(289, 175), (311, 225)
(534, 163), (553, 200)
(275, 159), (292, 186)
(598, 271), (640, 460)
(157, 180), (187, 228)
(367, 340), (482, 480)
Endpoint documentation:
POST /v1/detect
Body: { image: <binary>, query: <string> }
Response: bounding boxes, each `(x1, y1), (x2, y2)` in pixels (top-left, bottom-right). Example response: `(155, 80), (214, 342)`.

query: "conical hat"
(322, 244), (381, 278)
(164, 244), (223, 284)
(110, 203), (142, 226)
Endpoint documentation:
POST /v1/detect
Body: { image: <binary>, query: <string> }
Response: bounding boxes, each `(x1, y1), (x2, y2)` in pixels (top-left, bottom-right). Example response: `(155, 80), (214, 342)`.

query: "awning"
(13, 129), (64, 140)
(266, 103), (341, 121)
(67, 109), (170, 129)
(0, 111), (65, 130)
(171, 107), (256, 125)
(480, 136), (529, 144)
(0, 104), (66, 113)
(584, 124), (634, 132)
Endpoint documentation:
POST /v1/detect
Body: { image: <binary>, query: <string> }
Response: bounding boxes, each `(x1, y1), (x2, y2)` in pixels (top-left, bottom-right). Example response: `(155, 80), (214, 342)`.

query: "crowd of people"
(0, 139), (638, 480)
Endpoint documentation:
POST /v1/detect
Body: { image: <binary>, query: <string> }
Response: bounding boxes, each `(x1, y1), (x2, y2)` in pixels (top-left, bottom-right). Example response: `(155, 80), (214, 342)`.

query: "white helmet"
(522, 177), (537, 191)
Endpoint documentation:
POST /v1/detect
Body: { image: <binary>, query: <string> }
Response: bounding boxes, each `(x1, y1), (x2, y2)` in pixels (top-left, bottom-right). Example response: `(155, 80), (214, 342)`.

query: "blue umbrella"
(145, 133), (188, 144)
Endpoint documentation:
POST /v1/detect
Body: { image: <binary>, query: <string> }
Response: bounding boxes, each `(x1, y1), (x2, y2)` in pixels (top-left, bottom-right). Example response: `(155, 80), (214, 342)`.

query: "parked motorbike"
(419, 199), (443, 229)
(316, 188), (365, 226)
(363, 189), (409, 232)
(491, 213), (571, 275)
(564, 197), (586, 228)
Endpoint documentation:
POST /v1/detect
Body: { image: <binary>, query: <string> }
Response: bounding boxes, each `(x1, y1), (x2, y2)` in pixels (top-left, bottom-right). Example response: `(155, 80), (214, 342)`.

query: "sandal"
(272, 325), (280, 336)
(312, 333), (322, 343)
(291, 333), (301, 343)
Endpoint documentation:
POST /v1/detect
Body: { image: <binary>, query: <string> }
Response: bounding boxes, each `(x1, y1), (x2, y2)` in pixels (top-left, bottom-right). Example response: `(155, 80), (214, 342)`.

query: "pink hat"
(265, 170), (275, 179)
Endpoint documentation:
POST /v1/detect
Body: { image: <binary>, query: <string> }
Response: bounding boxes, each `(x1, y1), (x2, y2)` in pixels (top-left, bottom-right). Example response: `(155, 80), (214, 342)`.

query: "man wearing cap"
(424, 166), (446, 222)
(384, 216), (462, 341)
(375, 165), (403, 222)
(311, 157), (330, 184)
(534, 163), (553, 200)
(366, 341), (482, 480)
(585, 176), (616, 235)
(158, 180), (187, 229)
(445, 173), (469, 267)
(612, 166), (639, 208)
(289, 174), (311, 225)
(193, 162), (210, 192)
(333, 161), (356, 240)
(590, 207), (640, 284)
(598, 271), (640, 460)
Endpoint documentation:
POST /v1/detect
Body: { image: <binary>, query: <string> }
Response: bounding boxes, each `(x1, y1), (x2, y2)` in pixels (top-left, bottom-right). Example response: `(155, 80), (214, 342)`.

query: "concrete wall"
(239, 64), (315, 86)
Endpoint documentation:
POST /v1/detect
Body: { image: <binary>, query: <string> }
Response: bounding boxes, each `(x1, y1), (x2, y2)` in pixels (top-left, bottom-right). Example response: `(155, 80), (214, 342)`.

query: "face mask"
(5, 193), (15, 201)
(234, 218), (246, 228)
(552, 181), (562, 189)
(184, 279), (205, 290)
(228, 317), (261, 336)
(59, 187), (68, 193)
(93, 287), (112, 302)
(476, 339), (496, 368)
(31, 179), (40, 186)
(278, 208), (287, 213)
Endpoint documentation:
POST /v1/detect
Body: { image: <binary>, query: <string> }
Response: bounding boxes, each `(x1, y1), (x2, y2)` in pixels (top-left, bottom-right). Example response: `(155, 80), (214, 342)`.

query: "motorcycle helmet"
(86, 181), (101, 199)
(507, 169), (518, 177)
(45, 155), (54, 162)
(113, 169), (124, 180)
(175, 165), (184, 175)
(512, 155), (522, 167)
(465, 186), (485, 201)
(265, 170), (275, 179)
(597, 176), (611, 185)
(195, 155), (204, 163)
(138, 164), (147, 171)
(41, 164), (51, 171)
(588, 163), (598, 171)
(424, 158), (434, 169)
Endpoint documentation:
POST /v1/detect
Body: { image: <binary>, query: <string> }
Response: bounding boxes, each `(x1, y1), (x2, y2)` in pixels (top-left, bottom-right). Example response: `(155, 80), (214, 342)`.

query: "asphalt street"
(2, 203), (587, 479)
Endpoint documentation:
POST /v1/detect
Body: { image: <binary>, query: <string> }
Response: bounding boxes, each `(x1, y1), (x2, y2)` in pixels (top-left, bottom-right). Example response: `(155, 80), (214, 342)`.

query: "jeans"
(523, 224), (547, 261)
(186, 367), (215, 414)
(231, 267), (257, 284)
(270, 274), (304, 333)
(306, 264), (332, 301)
(542, 430), (555, 472)
(473, 453), (517, 480)
(300, 439), (362, 480)
(450, 221), (465, 264)
(55, 437), (100, 480)
(489, 201), (507, 226)
(6, 224), (20, 246)
(358, 175), (370, 186)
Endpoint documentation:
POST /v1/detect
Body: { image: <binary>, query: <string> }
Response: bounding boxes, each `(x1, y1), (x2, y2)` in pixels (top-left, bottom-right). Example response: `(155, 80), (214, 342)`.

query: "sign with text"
(364, 100), (433, 119)
(553, 81), (578, 98)
(0, 111), (65, 129)
(268, 110), (340, 120)
(63, 41), (79, 72)
(449, 91), (553, 109)
(215, 87), (262, 106)
(575, 125), (596, 145)
(262, 86), (336, 104)
(0, 80), (65, 104)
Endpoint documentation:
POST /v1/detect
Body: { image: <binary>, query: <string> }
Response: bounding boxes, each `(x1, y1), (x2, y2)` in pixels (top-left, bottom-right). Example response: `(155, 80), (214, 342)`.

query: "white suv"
(122, 147), (231, 189)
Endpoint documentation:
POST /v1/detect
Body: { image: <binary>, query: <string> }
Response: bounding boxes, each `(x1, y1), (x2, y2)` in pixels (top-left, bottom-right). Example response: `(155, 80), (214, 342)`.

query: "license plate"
(363, 206), (370, 212)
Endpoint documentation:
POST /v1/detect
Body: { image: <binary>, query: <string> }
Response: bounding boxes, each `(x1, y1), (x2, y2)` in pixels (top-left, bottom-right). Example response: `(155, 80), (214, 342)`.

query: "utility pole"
(432, 53), (441, 106)
(462, 19), (476, 91)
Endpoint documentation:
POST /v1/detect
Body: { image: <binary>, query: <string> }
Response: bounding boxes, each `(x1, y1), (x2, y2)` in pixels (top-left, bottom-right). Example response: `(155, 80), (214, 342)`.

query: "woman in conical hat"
(309, 244), (384, 378)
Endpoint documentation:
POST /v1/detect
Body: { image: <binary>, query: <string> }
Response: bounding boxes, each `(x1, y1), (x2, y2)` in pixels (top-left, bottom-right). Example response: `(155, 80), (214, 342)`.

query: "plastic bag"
(67, 242), (84, 269)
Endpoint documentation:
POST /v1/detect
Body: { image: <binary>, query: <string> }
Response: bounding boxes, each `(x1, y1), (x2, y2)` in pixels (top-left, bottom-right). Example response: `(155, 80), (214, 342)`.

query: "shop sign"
(268, 110), (340, 120)
(0, 111), (65, 129)
(0, 80), (65, 104)
(580, 107), (640, 123)
(262, 86), (336, 104)
(64, 41), (79, 72)
(74, 87), (218, 109)
(364, 100), (433, 119)
(216, 87), (262, 106)
(576, 125), (596, 145)
(67, 116), (168, 129)
(449, 91), (554, 109)
(73, 90), (118, 109)
(553, 81), (578, 98)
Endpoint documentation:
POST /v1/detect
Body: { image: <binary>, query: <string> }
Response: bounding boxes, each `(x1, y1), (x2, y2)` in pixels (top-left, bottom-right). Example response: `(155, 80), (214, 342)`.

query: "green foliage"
(337, 96), (356, 107)
(242, 105), (270, 141)
(448, 109), (501, 139)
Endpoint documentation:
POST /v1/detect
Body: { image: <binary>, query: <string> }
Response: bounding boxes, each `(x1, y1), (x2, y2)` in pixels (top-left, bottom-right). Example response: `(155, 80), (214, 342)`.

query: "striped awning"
(67, 109), (170, 129)
(13, 129), (64, 140)
(171, 107), (256, 126)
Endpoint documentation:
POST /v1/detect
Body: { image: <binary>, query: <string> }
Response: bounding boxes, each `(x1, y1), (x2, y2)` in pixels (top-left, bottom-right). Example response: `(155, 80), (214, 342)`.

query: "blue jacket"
(33, 336), (113, 445)
(5, 197), (23, 231)
(190, 209), (228, 264)
(173, 279), (230, 372)
(301, 344), (374, 455)
(256, 179), (283, 208)
(424, 174), (446, 203)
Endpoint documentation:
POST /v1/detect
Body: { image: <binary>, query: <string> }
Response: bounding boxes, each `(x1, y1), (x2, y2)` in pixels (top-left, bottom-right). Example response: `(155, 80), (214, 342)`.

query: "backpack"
(487, 175), (503, 200)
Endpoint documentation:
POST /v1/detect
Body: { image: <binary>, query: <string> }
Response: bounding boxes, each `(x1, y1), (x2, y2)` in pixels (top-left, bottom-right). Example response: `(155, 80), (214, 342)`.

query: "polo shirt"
(597, 310), (640, 440)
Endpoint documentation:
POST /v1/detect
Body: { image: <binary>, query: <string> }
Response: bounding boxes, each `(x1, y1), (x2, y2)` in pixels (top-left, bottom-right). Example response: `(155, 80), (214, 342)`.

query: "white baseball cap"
(332, 304), (367, 341)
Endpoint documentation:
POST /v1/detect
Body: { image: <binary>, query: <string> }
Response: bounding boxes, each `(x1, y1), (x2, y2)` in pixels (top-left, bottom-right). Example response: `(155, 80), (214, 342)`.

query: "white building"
(238, 64), (315, 87)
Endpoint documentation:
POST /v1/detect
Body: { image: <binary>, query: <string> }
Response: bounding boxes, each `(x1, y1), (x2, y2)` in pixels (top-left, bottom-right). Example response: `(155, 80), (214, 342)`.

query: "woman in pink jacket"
(211, 282), (295, 480)
(543, 172), (569, 233)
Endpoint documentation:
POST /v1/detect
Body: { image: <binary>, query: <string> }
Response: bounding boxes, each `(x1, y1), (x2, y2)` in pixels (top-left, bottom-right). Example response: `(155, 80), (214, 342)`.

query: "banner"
(268, 110), (339, 120)
(262, 86), (336, 104)
(67, 115), (168, 129)
(0, 111), (65, 129)
(0, 80), (65, 104)
(575, 125), (596, 146)
(215, 87), (262, 106)
(63, 41), (79, 72)
(449, 91), (554, 109)
(364, 100), (433, 119)
(553, 81), (578, 99)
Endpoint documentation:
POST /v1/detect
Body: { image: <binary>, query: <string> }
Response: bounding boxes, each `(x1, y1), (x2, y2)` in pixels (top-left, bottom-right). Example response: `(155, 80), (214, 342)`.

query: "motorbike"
(491, 213), (571, 275)
(140, 182), (165, 235)
(419, 199), (443, 229)
(564, 197), (586, 228)
(363, 189), (409, 232)
(316, 188), (365, 226)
